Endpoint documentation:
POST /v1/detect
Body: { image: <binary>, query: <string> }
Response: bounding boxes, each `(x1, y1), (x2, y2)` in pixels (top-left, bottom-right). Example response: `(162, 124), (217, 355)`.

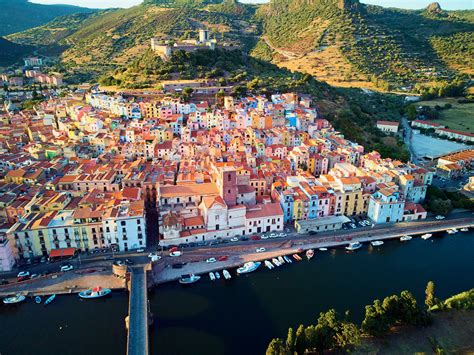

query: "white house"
(368, 188), (405, 224)
(376, 120), (399, 133)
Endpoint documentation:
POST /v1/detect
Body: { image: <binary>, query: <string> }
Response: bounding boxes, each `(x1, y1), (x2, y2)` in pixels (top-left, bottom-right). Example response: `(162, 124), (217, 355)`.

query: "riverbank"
(356, 310), (474, 354)
(151, 216), (474, 285)
(0, 267), (126, 297)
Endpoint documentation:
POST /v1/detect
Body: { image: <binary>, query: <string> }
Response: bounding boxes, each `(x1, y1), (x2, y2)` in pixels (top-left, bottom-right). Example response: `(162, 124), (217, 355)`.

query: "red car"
(169, 246), (179, 253)
(218, 255), (228, 262)
(251, 235), (261, 241)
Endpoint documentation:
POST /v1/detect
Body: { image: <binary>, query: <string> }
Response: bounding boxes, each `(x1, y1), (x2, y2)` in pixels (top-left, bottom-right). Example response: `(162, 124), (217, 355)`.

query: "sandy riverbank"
(0, 267), (126, 297)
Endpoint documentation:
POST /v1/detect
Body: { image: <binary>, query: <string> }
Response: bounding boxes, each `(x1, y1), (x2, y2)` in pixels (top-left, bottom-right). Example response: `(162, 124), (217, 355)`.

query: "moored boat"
(215, 272), (220, 280)
(318, 248), (328, 252)
(3, 294), (26, 305)
(283, 255), (292, 263)
(306, 249), (314, 260)
(272, 258), (281, 266)
(371, 240), (384, 247)
(278, 256), (285, 264)
(223, 270), (231, 280)
(292, 254), (302, 261)
(345, 242), (362, 251)
(236, 262), (261, 274)
(264, 260), (274, 269)
(447, 228), (458, 235)
(35, 296), (42, 304)
(79, 287), (112, 298)
(178, 274), (201, 285)
(421, 233), (432, 240)
(44, 294), (56, 305)
(209, 272), (215, 281)
(460, 227), (469, 232)
(400, 235), (412, 242)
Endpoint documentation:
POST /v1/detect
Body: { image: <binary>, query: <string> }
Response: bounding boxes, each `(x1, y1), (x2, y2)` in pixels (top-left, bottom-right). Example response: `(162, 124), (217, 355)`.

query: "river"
(1, 231), (474, 355)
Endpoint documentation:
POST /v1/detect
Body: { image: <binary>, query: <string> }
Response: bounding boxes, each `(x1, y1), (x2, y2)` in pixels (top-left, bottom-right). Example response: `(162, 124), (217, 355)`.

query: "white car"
(17, 271), (30, 278)
(136, 248), (145, 253)
(169, 251), (182, 257)
(261, 235), (269, 240)
(206, 257), (217, 263)
(230, 237), (239, 242)
(256, 247), (266, 253)
(269, 233), (277, 238)
(60, 265), (74, 272)
(435, 215), (445, 220)
(150, 255), (161, 262)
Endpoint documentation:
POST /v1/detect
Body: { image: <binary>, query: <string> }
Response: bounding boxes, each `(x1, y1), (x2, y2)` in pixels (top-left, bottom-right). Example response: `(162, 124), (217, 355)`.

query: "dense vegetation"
(0, 0), (95, 36)
(424, 186), (474, 215)
(0, 37), (33, 66)
(266, 288), (431, 354)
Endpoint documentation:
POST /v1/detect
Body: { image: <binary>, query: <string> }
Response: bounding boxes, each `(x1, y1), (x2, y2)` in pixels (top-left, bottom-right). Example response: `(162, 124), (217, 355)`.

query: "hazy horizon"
(29, 0), (474, 10)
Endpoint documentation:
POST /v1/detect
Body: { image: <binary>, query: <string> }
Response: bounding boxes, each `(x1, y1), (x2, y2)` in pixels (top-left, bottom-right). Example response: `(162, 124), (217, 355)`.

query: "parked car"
(308, 231), (317, 236)
(206, 257), (217, 263)
(251, 235), (261, 241)
(218, 255), (228, 262)
(261, 234), (269, 239)
(169, 251), (182, 257)
(256, 247), (266, 253)
(240, 236), (249, 241)
(230, 237), (239, 242)
(136, 248), (145, 253)
(60, 264), (74, 272)
(435, 215), (445, 220)
(40, 256), (47, 263)
(17, 271), (30, 281)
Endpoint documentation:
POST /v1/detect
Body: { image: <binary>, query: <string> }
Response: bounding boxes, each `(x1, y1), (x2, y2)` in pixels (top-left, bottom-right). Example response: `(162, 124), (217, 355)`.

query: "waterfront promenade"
(152, 214), (474, 284)
(127, 267), (149, 355)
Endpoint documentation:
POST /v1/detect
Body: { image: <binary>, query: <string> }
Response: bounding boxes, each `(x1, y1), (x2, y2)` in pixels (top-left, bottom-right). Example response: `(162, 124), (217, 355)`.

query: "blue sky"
(30, 0), (473, 9)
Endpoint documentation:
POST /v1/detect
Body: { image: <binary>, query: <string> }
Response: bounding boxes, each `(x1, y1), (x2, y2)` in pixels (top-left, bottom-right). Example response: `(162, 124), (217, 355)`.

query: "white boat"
(400, 235), (412, 242)
(306, 249), (314, 260)
(318, 248), (328, 252)
(209, 272), (215, 281)
(272, 258), (281, 266)
(371, 241), (384, 247)
(447, 228), (458, 235)
(178, 274), (201, 284)
(35, 296), (42, 304)
(283, 255), (292, 263)
(278, 256), (285, 264)
(223, 270), (231, 280)
(264, 260), (274, 269)
(3, 294), (26, 304)
(79, 287), (112, 298)
(421, 233), (432, 240)
(44, 294), (56, 305)
(293, 254), (302, 261)
(215, 272), (220, 280)
(460, 227), (469, 232)
(236, 262), (261, 274)
(345, 242), (362, 251)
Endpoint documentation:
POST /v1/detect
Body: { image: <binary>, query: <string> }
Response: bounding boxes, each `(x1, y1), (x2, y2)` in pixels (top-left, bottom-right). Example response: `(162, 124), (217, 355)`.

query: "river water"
(1, 231), (474, 355)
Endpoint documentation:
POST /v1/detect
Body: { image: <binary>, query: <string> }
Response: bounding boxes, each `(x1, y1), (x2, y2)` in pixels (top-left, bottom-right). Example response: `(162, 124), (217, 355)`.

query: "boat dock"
(126, 267), (149, 355)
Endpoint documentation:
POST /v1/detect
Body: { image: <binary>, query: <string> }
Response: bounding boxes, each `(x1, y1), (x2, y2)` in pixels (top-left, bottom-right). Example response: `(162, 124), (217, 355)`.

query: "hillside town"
(1, 89), (467, 273)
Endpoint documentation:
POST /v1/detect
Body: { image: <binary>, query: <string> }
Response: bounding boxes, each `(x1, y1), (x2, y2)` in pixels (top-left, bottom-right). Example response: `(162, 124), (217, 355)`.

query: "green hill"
(0, 37), (34, 66)
(0, 0), (96, 36)
(5, 0), (473, 90)
(257, 0), (474, 88)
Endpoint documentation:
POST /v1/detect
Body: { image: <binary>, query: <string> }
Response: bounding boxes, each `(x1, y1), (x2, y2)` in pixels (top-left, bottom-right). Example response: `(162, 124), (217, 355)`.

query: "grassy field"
(355, 310), (474, 354)
(417, 97), (474, 133)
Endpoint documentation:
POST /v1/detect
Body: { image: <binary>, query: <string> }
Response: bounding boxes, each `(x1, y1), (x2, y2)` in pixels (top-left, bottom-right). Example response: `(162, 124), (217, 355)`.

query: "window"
(121, 221), (126, 226)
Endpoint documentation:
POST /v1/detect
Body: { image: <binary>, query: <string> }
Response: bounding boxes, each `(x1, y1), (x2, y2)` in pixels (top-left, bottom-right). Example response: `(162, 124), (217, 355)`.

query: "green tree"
(266, 338), (287, 355)
(425, 281), (436, 309)
(294, 324), (306, 355)
(334, 321), (361, 348)
(405, 104), (417, 120)
(182, 87), (194, 102)
(361, 304), (389, 336)
(285, 327), (295, 353)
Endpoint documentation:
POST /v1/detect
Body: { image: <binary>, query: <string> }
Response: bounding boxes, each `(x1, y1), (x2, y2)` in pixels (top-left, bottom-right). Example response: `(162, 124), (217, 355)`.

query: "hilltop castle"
(151, 29), (217, 61)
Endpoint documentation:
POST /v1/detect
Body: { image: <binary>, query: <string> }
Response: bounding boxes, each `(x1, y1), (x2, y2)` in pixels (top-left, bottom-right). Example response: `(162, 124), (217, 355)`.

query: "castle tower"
(199, 29), (209, 43)
(220, 167), (237, 207)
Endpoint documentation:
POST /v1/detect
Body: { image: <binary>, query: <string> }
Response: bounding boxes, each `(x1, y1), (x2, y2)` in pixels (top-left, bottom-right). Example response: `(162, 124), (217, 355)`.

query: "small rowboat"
(44, 294), (56, 306)
(35, 296), (42, 304)
(292, 254), (302, 261)
(306, 249), (314, 260)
